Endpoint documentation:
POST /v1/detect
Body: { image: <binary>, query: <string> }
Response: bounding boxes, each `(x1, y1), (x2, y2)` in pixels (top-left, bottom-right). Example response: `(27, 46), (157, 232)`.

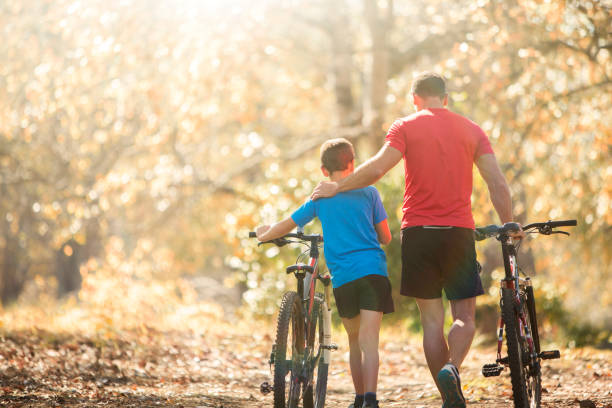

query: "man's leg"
(341, 315), (364, 395)
(358, 309), (383, 393)
(414, 297), (448, 393)
(448, 297), (476, 369)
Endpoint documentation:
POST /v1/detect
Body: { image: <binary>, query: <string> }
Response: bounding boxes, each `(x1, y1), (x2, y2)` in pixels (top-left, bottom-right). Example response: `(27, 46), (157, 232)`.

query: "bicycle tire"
(523, 287), (542, 407)
(274, 291), (304, 408)
(501, 287), (530, 408)
(525, 286), (540, 354)
(303, 294), (328, 408)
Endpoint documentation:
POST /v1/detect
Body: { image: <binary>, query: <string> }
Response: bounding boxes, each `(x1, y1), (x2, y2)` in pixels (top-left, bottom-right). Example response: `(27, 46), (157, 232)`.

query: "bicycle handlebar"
(248, 231), (323, 246)
(475, 219), (577, 241)
(522, 220), (577, 230)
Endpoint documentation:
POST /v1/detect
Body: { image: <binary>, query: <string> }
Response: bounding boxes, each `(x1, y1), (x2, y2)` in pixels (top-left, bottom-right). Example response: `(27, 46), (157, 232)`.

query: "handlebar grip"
(249, 232), (257, 238)
(549, 220), (577, 227)
(474, 225), (499, 241)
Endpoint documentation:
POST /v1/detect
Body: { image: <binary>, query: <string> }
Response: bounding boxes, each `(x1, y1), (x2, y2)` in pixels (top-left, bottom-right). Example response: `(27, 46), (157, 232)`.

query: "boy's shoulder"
(336, 186), (381, 202)
(356, 185), (380, 197)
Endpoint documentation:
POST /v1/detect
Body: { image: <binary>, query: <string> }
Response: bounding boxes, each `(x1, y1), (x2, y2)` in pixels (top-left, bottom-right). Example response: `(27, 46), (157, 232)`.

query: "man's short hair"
(411, 72), (446, 98)
(320, 138), (354, 172)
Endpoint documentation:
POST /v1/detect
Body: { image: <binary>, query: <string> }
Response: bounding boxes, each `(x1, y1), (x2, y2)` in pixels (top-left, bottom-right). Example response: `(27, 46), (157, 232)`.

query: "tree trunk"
(55, 220), (102, 297)
(55, 238), (83, 296)
(325, 0), (358, 127)
(0, 234), (27, 305)
(363, 0), (393, 153)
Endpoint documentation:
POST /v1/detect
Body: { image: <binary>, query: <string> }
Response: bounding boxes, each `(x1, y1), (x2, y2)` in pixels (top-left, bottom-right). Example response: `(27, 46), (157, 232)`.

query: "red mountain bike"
(250, 229), (336, 408)
(477, 219), (576, 408)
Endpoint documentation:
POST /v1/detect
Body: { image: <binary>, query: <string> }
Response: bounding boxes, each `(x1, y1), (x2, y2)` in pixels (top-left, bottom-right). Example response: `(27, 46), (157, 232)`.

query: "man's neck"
(416, 96), (446, 110)
(418, 102), (445, 110)
(329, 169), (353, 182)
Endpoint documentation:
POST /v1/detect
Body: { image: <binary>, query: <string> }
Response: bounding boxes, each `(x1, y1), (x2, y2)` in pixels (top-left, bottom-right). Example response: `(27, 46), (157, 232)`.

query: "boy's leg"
(341, 315), (364, 395)
(414, 297), (448, 394)
(448, 297), (476, 369)
(358, 309), (383, 393)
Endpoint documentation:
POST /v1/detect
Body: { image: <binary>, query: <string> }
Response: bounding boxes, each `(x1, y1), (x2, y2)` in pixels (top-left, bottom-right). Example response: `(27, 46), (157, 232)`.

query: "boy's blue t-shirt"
(291, 186), (388, 288)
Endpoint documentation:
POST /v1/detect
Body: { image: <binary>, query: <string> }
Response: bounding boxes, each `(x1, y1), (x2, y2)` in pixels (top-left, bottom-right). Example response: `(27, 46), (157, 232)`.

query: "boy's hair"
(411, 72), (446, 98)
(320, 138), (354, 172)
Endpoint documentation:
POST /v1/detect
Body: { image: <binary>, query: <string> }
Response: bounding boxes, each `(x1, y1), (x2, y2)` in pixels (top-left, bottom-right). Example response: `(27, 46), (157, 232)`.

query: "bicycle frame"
(496, 235), (536, 364)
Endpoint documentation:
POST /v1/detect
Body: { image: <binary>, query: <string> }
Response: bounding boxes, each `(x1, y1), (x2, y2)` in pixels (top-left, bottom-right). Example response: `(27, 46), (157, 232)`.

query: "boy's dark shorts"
(400, 226), (484, 300)
(333, 274), (394, 319)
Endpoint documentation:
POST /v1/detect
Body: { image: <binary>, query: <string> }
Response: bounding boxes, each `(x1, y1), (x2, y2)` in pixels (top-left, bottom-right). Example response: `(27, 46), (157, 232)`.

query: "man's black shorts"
(333, 274), (394, 319)
(400, 226), (484, 300)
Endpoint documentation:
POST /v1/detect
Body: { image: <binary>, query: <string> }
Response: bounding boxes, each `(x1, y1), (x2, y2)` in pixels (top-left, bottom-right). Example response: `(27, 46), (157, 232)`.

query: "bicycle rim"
(501, 287), (530, 408)
(274, 292), (304, 408)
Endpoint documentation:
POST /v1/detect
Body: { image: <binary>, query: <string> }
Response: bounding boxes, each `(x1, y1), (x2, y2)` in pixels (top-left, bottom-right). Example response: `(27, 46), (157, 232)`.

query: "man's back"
(386, 108), (493, 229)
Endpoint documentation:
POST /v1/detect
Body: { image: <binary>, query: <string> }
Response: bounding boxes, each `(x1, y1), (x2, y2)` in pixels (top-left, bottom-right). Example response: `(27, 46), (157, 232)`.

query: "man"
(311, 72), (523, 407)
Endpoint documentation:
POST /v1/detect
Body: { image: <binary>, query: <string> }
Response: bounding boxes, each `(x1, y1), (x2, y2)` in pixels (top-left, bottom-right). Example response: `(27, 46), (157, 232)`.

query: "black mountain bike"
(249, 229), (336, 408)
(477, 219), (576, 408)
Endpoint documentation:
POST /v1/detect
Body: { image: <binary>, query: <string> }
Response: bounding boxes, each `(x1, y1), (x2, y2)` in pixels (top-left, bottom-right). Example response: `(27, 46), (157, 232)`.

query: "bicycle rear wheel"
(274, 291), (304, 408)
(523, 286), (542, 407)
(502, 287), (541, 408)
(303, 294), (328, 408)
(525, 285), (540, 354)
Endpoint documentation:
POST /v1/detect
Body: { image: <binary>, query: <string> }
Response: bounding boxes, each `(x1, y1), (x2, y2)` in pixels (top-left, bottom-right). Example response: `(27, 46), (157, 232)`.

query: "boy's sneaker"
(362, 401), (379, 408)
(437, 363), (466, 408)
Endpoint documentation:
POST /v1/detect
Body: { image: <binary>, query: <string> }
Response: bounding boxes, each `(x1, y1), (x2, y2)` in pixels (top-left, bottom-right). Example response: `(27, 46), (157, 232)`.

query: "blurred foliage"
(0, 0), (610, 343)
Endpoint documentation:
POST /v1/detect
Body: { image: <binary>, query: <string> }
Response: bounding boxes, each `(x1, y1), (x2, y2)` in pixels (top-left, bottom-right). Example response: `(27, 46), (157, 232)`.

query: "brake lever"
(257, 238), (291, 247)
(273, 238), (291, 246)
(551, 231), (570, 236)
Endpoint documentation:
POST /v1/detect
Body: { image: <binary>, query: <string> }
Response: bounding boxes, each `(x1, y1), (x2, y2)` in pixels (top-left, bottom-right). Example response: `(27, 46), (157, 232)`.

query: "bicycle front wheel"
(303, 294), (328, 408)
(502, 287), (541, 408)
(274, 291), (304, 408)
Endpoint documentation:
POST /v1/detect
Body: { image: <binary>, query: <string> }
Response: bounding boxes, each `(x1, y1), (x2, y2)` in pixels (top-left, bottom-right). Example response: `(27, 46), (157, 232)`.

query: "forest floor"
(0, 316), (611, 408)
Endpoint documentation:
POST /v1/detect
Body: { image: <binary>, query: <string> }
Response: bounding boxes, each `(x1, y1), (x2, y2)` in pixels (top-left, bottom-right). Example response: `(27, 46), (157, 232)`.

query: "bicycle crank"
(482, 363), (504, 377)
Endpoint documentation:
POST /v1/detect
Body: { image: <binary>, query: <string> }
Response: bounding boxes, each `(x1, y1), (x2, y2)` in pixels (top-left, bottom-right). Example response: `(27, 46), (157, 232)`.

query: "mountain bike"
(249, 229), (336, 408)
(477, 219), (576, 408)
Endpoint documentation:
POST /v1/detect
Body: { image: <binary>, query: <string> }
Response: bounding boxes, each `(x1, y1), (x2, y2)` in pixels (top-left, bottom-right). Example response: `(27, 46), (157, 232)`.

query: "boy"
(256, 138), (394, 408)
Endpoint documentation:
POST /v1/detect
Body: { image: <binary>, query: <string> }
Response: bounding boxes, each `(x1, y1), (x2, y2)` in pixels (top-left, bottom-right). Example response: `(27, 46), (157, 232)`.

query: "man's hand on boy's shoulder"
(255, 225), (271, 241)
(310, 181), (339, 201)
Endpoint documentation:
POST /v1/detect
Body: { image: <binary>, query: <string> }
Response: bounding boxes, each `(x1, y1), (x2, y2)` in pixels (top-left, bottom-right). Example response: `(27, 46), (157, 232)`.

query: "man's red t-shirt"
(385, 108), (494, 230)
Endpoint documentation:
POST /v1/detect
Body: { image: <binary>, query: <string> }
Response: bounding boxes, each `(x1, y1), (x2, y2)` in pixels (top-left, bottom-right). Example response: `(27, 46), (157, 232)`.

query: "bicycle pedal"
(321, 343), (338, 351)
(482, 363), (504, 377)
(539, 350), (561, 360)
(260, 381), (273, 395)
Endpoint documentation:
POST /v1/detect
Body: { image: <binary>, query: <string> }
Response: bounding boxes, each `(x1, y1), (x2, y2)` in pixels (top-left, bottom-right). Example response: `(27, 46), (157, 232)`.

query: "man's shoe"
(437, 363), (466, 408)
(362, 401), (379, 408)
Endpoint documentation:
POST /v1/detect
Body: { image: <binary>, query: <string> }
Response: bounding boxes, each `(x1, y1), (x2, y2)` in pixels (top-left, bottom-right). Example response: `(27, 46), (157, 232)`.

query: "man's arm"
(475, 153), (514, 224)
(256, 218), (297, 242)
(310, 143), (402, 200)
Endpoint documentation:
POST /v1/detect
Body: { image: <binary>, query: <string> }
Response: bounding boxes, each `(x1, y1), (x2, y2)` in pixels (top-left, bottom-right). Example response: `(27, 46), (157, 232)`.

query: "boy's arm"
(256, 218), (298, 242)
(374, 219), (392, 245)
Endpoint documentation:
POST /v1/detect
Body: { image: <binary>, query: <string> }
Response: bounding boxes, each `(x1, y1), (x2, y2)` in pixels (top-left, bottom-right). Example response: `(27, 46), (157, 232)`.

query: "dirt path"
(0, 325), (610, 407)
